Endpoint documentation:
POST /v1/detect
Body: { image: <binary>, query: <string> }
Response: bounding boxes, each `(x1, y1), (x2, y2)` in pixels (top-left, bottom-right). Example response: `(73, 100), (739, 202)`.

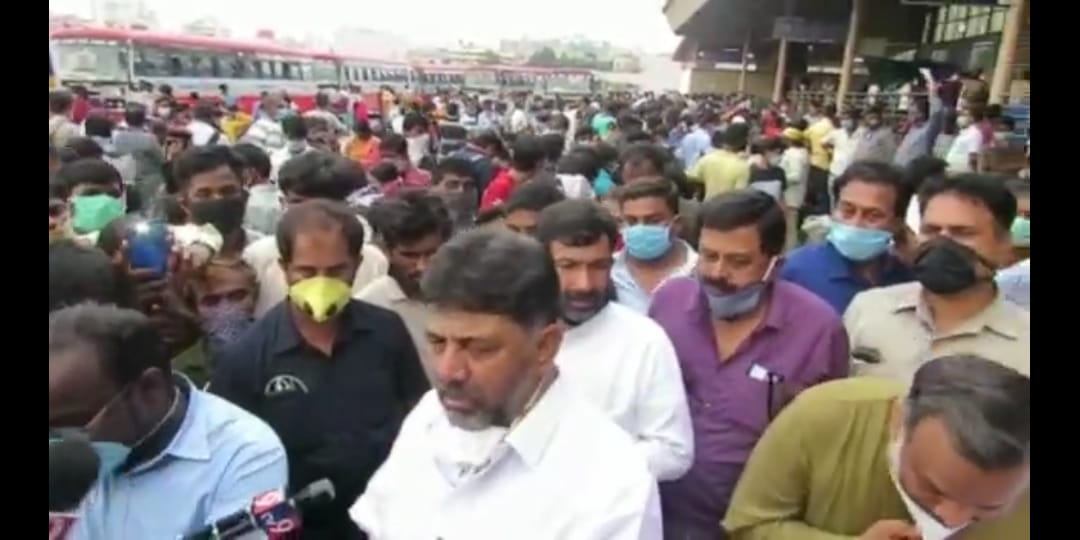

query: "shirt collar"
(272, 300), (376, 354)
(128, 374), (209, 474)
(892, 285), (1023, 340)
(503, 375), (570, 468)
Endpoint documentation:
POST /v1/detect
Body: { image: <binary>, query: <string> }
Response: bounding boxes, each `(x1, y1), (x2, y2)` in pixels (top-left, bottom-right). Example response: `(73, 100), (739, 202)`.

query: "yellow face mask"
(288, 276), (352, 323)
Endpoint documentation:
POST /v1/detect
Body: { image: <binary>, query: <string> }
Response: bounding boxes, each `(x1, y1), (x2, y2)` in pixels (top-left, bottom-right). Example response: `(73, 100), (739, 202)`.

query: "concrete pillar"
(990, 0), (1026, 104)
(836, 0), (864, 107)
(772, 38), (789, 103)
(738, 31), (752, 94)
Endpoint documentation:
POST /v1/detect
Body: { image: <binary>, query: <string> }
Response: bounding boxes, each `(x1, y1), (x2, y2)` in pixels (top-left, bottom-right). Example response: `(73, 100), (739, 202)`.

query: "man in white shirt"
(535, 199), (694, 481)
(351, 229), (661, 539)
(823, 110), (862, 206)
(945, 106), (986, 173)
(241, 91), (287, 153)
(243, 152), (387, 317)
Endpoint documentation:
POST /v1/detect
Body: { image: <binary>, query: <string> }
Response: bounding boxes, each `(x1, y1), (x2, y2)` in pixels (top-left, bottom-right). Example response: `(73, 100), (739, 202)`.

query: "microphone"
(49, 437), (100, 540)
(179, 479), (336, 540)
(49, 438), (100, 512)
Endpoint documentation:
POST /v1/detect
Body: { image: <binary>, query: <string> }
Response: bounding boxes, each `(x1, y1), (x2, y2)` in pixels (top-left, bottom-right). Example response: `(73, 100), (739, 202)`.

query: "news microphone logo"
(48, 513), (77, 540)
(251, 489), (300, 538)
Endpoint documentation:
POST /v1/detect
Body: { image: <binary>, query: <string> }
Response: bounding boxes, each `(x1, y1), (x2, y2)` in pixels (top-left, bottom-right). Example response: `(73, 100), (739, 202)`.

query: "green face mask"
(288, 276), (352, 323)
(1011, 217), (1030, 248)
(70, 194), (125, 234)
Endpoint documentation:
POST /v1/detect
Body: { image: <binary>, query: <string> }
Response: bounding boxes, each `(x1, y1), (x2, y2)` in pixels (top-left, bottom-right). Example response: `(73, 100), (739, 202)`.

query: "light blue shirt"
(72, 383), (288, 540)
(678, 127), (711, 169)
(996, 259), (1030, 310)
(611, 242), (698, 314)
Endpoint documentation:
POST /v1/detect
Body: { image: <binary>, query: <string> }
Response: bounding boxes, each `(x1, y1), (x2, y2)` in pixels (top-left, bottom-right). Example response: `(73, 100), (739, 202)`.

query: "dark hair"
(281, 115), (309, 141)
(905, 355), (1030, 470)
(905, 155), (948, 197)
(593, 142), (619, 166)
(421, 228), (561, 328)
(833, 161), (912, 218)
(402, 112), (427, 133)
(918, 174), (1017, 234)
(538, 133), (566, 164)
(55, 158), (122, 192)
(369, 190), (452, 249)
(619, 143), (668, 176)
(574, 125), (595, 141)
(699, 189), (786, 256)
(231, 143), (272, 180)
(83, 113), (114, 139)
(535, 199), (619, 251)
(49, 89), (74, 114)
(505, 180), (566, 214)
(315, 92), (331, 108)
(278, 151), (365, 201)
(50, 175), (70, 200)
(49, 303), (168, 385)
(171, 145), (244, 193)
(510, 135), (546, 173)
(64, 137), (105, 160)
(124, 103), (148, 128)
(750, 136), (786, 155)
(615, 178), (679, 215)
(724, 124), (750, 150)
(276, 199), (366, 263)
(433, 157), (476, 186)
(49, 243), (127, 312)
(370, 161), (401, 184)
(556, 148), (600, 183)
(379, 133), (408, 156)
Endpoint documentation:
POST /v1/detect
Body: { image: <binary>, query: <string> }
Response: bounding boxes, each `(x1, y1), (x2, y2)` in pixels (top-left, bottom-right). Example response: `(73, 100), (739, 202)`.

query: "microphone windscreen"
(49, 438), (100, 512)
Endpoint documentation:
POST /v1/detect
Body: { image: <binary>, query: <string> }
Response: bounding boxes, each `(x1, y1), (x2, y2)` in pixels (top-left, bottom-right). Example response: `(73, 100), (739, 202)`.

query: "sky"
(51, 0), (682, 53)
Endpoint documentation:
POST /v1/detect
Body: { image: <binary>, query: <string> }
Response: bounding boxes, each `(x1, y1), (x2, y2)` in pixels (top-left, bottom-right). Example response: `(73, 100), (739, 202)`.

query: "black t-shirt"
(749, 164), (788, 193)
(210, 300), (428, 540)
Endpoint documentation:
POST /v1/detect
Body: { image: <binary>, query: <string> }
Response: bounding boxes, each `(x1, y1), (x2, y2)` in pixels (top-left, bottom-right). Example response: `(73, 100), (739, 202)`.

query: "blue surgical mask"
(623, 224), (673, 261)
(827, 222), (893, 262)
(704, 282), (767, 320)
(700, 257), (778, 320)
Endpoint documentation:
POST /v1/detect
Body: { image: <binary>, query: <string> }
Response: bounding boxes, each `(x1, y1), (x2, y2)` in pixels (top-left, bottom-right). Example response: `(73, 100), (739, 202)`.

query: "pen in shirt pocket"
(748, 363), (786, 422)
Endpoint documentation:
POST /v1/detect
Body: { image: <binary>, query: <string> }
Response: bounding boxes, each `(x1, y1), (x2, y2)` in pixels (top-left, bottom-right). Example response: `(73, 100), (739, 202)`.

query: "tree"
(479, 50), (502, 65)
(527, 47), (558, 67)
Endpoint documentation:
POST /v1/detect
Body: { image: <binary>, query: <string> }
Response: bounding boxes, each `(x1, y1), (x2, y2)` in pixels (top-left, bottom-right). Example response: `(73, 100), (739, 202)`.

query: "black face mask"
(913, 237), (995, 295)
(190, 196), (246, 236)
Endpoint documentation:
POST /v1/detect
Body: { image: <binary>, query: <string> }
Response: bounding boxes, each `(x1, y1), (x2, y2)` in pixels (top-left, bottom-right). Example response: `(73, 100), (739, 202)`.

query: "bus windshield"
(53, 39), (129, 83)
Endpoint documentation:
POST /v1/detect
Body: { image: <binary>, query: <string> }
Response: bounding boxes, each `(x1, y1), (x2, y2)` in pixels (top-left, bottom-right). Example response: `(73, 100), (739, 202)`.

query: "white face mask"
(429, 421), (510, 486)
(888, 437), (971, 540)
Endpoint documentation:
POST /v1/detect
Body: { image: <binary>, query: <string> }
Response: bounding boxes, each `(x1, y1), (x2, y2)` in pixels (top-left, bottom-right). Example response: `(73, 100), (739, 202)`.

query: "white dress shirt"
(945, 124), (984, 173)
(555, 302), (694, 480)
(350, 380), (663, 540)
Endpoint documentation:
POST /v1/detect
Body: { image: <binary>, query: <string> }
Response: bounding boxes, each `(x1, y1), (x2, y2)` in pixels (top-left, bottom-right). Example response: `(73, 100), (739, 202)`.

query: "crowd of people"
(48, 78), (1029, 540)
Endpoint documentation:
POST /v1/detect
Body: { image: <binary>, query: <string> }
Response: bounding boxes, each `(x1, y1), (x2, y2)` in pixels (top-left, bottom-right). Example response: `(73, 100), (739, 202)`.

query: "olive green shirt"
(723, 377), (1029, 540)
(171, 339), (210, 389)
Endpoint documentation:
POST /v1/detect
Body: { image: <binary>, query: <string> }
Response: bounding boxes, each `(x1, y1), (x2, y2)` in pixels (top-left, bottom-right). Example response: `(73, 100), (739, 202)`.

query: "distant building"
(183, 17), (230, 37)
(407, 43), (511, 66)
(49, 13), (93, 31)
(97, 0), (157, 29)
(333, 26), (412, 61)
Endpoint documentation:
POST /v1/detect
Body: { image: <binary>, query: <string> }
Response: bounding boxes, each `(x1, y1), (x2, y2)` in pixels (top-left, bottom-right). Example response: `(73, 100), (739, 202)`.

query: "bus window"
(188, 53), (213, 78)
(209, 55), (222, 78)
(168, 54), (183, 77)
(281, 62), (293, 80)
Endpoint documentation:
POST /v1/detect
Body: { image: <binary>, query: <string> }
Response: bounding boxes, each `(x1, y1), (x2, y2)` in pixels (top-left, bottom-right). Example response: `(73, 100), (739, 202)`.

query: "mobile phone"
(126, 220), (169, 277)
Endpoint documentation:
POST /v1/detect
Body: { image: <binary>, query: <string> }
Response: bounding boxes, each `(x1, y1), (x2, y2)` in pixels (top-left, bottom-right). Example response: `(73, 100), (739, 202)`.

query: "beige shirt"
(843, 282), (1030, 381)
(356, 275), (433, 374)
(243, 216), (389, 317)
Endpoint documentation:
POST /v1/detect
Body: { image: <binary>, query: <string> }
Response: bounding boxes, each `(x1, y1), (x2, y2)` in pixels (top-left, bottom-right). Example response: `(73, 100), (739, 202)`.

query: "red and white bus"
(50, 26), (360, 112)
(50, 26), (597, 110)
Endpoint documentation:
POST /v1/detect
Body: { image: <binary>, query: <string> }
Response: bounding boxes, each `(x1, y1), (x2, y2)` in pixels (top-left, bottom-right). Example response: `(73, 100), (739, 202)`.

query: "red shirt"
(481, 169), (515, 210)
(402, 167), (433, 188)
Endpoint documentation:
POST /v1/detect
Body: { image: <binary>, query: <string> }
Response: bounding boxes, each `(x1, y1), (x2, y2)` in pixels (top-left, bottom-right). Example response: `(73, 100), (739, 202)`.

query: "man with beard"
(648, 189), (849, 539)
(350, 228), (661, 538)
(358, 191), (453, 375)
(535, 199), (693, 481)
